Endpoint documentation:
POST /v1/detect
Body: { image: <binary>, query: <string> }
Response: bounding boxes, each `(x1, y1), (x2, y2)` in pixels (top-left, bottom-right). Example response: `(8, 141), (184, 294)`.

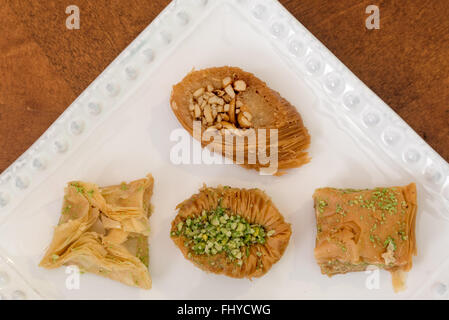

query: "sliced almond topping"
(223, 94), (232, 103)
(191, 80), (252, 131)
(205, 125), (219, 133)
(222, 77), (232, 87)
(203, 92), (213, 99)
(208, 96), (223, 105)
(213, 89), (225, 97)
(211, 105), (218, 118)
(221, 113), (230, 121)
(193, 87), (205, 98)
(237, 112), (252, 128)
(228, 99), (236, 124)
(233, 80), (247, 92)
(224, 85), (235, 99)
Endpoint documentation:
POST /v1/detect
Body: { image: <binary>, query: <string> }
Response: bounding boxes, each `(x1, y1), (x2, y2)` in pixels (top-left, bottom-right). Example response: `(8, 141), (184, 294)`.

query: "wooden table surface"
(1, 0), (448, 173)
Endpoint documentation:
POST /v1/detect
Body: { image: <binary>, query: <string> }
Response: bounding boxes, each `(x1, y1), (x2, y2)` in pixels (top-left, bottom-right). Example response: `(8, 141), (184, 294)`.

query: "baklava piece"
(313, 183), (417, 291)
(170, 185), (291, 278)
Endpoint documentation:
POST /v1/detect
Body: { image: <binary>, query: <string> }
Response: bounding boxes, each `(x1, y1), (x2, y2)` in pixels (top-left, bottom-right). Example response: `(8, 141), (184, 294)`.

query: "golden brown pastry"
(39, 175), (154, 289)
(170, 66), (311, 175)
(313, 183), (417, 292)
(170, 185), (292, 278)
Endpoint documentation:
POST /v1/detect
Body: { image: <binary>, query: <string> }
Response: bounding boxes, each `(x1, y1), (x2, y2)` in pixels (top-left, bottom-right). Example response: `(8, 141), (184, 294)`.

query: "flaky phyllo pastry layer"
(39, 175), (154, 289)
(171, 185), (291, 278)
(313, 183), (417, 292)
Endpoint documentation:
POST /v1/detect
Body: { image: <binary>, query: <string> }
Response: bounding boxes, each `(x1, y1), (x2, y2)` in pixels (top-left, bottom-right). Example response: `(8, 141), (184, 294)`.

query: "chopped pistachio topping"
(318, 200), (328, 213)
(172, 202), (271, 265)
(332, 187), (408, 250)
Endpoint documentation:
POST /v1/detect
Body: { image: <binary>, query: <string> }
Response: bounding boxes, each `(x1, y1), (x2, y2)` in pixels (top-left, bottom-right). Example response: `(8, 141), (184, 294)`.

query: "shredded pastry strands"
(171, 185), (292, 278)
(313, 183), (417, 292)
(39, 174), (154, 289)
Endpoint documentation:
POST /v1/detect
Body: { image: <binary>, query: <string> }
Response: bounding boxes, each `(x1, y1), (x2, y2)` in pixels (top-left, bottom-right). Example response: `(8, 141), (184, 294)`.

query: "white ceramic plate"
(0, 0), (448, 300)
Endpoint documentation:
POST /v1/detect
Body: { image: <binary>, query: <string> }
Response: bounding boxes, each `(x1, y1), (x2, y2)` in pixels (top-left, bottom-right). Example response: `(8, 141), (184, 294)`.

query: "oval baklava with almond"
(170, 66), (311, 175)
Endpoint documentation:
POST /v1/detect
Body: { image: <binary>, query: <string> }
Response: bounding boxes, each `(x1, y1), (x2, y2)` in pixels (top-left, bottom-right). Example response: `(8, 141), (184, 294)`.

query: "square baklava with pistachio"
(313, 183), (417, 291)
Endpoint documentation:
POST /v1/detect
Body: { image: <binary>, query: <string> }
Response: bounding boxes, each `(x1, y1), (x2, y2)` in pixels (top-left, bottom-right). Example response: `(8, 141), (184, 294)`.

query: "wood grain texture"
(0, 0), (448, 173)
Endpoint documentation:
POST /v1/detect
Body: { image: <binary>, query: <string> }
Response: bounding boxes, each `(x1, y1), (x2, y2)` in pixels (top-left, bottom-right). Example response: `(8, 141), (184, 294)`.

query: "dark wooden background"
(1, 0), (448, 173)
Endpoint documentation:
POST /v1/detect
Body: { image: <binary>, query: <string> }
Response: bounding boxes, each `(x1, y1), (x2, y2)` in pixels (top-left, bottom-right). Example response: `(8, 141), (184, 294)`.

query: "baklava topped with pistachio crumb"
(313, 183), (417, 292)
(170, 185), (291, 278)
